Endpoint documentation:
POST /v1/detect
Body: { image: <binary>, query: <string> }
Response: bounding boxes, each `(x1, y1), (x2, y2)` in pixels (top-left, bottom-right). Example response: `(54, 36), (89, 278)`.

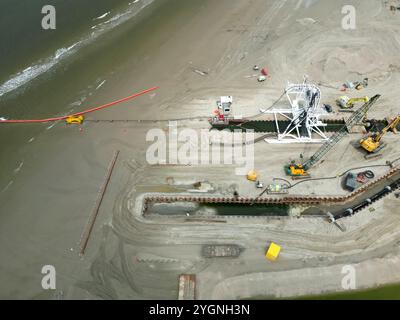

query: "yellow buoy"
(265, 242), (281, 262)
(65, 115), (84, 124)
(247, 170), (258, 181)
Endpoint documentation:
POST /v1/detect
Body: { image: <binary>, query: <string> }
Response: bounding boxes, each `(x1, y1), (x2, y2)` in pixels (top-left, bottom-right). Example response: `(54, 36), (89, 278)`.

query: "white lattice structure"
(261, 76), (328, 144)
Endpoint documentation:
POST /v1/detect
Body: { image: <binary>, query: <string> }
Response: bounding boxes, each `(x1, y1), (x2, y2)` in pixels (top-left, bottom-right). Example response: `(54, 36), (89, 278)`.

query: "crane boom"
(302, 94), (381, 171)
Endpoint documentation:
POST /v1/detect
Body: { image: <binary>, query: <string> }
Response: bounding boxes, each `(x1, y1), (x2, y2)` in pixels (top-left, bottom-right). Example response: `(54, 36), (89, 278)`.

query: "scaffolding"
(262, 76), (328, 144)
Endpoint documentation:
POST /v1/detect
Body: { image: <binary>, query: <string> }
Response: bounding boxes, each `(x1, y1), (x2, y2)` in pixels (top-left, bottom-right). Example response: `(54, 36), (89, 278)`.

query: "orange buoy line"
(0, 86), (159, 123)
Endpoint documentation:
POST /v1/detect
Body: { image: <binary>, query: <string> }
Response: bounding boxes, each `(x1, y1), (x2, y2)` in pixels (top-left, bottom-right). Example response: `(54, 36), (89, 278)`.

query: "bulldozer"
(336, 96), (369, 109)
(359, 115), (400, 157)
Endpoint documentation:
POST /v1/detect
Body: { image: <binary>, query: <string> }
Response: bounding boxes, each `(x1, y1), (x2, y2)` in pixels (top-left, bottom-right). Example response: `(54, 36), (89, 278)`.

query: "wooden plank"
(79, 150), (120, 255)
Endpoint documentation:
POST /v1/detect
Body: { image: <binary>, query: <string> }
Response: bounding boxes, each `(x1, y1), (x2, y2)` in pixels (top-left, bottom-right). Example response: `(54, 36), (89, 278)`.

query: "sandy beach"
(1, 0), (400, 299)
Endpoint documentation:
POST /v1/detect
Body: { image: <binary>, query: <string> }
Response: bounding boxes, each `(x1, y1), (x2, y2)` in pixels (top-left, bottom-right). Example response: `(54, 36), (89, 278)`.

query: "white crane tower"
(261, 76), (328, 144)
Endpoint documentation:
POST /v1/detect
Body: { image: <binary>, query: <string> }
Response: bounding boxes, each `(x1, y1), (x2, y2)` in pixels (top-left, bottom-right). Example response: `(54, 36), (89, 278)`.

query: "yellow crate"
(265, 242), (281, 261)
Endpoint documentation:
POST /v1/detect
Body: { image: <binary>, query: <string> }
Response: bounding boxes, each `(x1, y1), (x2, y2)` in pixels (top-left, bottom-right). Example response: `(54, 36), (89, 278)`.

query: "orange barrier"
(0, 86), (158, 123)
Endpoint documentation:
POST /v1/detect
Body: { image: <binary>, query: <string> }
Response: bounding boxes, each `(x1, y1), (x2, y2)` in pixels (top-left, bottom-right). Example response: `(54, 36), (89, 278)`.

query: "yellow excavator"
(285, 163), (310, 178)
(336, 96), (369, 109)
(359, 115), (400, 157)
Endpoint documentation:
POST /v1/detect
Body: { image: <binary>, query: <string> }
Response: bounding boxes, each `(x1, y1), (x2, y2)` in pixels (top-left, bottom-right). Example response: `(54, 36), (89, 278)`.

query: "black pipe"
(333, 178), (400, 220)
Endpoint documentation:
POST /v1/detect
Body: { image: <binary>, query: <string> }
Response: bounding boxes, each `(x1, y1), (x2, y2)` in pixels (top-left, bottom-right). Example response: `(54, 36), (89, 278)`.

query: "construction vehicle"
(285, 95), (381, 177)
(336, 96), (369, 109)
(65, 115), (84, 124)
(359, 115), (400, 157)
(209, 96), (232, 125)
(284, 163), (309, 178)
(209, 96), (245, 126)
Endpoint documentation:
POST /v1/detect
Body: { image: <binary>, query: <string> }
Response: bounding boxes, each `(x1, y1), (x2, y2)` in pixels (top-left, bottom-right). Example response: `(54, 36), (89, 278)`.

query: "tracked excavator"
(359, 115), (400, 158)
(336, 96), (369, 109)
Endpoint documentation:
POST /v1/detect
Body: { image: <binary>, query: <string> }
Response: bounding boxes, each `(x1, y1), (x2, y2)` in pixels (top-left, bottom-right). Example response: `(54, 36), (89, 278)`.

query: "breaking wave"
(0, 0), (154, 98)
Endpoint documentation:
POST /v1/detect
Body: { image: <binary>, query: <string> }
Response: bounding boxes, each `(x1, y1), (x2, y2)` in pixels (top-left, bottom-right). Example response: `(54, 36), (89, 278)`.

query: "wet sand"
(1, 0), (400, 299)
(0, 0), (253, 299)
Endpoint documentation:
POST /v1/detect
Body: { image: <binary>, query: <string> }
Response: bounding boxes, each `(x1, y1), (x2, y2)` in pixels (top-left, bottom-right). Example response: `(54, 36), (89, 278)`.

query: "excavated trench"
(145, 202), (290, 217)
(211, 119), (400, 133)
(142, 167), (400, 220)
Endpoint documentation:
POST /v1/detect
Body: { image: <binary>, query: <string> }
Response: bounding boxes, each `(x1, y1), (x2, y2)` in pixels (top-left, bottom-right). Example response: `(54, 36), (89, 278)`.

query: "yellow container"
(266, 242), (281, 261)
(247, 170), (258, 181)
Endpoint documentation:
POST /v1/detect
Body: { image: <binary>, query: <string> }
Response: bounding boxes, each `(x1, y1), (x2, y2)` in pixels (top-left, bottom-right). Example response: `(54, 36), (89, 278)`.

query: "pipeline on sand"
(0, 86), (159, 124)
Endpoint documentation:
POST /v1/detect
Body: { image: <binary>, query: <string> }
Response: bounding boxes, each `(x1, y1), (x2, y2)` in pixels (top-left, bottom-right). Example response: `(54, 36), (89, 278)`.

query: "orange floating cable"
(0, 86), (158, 123)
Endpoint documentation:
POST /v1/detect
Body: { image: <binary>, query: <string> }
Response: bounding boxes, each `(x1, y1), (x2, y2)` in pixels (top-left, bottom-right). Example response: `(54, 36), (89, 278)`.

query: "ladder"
(303, 94), (381, 170)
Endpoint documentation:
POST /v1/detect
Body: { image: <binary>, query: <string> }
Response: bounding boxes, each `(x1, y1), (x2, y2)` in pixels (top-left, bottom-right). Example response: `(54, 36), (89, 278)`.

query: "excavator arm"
(347, 97), (369, 108)
(377, 115), (400, 140)
(360, 114), (400, 154)
(336, 96), (369, 109)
